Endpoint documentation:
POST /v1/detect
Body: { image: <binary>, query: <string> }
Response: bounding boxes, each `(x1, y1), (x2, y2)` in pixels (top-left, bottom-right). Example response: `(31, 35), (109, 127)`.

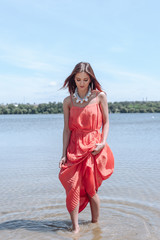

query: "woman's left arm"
(91, 92), (109, 155)
(99, 92), (109, 145)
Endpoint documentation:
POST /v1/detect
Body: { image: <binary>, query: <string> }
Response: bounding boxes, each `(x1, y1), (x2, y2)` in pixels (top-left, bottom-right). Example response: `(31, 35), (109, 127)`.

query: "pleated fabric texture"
(59, 95), (114, 213)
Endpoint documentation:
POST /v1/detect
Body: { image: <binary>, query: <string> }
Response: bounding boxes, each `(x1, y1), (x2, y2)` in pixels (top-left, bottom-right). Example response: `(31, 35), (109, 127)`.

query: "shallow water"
(0, 113), (160, 240)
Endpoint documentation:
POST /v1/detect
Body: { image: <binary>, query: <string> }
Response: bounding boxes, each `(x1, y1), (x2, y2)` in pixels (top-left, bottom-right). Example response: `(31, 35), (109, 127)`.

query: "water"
(0, 113), (160, 240)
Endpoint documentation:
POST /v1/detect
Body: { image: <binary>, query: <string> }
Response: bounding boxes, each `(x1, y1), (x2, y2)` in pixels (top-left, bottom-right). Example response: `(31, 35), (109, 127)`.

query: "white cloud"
(0, 73), (64, 103)
(95, 61), (160, 101)
(116, 71), (153, 83)
(0, 46), (54, 72)
(96, 61), (157, 84)
(49, 81), (57, 86)
(0, 42), (74, 72)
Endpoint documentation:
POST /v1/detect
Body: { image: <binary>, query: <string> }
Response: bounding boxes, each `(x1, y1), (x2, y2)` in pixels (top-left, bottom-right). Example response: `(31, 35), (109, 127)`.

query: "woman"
(59, 62), (114, 233)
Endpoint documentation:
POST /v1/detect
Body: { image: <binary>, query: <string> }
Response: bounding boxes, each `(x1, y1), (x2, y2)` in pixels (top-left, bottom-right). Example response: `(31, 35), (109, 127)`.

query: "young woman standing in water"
(59, 62), (114, 233)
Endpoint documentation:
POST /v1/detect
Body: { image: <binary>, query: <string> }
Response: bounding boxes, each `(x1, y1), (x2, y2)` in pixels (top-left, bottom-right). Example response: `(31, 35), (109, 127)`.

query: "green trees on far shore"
(0, 102), (63, 115)
(0, 101), (160, 114)
(108, 101), (160, 113)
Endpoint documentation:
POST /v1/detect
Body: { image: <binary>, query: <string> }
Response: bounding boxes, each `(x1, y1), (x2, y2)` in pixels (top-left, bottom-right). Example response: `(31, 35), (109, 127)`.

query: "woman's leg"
(69, 204), (80, 233)
(88, 193), (100, 223)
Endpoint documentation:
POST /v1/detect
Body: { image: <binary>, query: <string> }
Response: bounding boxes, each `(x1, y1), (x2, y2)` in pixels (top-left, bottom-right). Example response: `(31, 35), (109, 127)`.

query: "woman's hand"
(91, 142), (105, 155)
(59, 156), (67, 168)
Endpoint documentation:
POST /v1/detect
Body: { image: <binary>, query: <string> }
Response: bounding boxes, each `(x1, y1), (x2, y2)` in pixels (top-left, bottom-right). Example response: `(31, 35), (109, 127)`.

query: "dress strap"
(95, 91), (99, 104)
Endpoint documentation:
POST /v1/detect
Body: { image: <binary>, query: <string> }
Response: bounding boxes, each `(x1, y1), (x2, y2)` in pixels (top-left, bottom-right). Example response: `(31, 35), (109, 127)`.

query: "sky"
(0, 0), (160, 104)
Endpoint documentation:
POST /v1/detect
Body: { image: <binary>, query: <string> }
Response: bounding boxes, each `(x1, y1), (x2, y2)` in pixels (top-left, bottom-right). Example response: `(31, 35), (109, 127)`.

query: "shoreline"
(0, 101), (160, 114)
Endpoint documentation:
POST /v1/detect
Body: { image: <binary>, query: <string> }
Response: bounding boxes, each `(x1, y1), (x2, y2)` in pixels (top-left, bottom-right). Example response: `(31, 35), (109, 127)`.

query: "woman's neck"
(77, 88), (89, 98)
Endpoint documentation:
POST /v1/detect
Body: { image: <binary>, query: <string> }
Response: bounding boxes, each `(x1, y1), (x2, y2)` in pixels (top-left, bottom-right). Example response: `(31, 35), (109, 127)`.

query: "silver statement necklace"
(73, 86), (92, 104)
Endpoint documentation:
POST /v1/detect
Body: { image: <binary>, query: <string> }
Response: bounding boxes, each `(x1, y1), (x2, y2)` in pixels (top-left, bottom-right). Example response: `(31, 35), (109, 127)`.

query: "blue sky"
(0, 0), (160, 104)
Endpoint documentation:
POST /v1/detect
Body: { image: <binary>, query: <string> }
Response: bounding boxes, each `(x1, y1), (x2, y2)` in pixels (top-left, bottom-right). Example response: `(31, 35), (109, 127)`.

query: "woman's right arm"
(59, 97), (71, 168)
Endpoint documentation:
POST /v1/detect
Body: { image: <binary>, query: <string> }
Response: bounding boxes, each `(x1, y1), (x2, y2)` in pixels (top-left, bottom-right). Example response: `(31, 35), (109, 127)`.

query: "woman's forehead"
(75, 72), (90, 78)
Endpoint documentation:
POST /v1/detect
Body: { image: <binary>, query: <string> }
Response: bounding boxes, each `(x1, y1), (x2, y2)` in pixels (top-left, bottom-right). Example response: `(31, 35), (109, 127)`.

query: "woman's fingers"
(92, 148), (100, 155)
(91, 143), (105, 155)
(59, 161), (64, 168)
(92, 150), (100, 155)
(59, 157), (66, 168)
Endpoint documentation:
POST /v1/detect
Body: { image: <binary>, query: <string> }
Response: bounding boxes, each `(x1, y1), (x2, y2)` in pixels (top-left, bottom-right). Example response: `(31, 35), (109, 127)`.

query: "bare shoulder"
(63, 95), (71, 109)
(97, 91), (107, 103)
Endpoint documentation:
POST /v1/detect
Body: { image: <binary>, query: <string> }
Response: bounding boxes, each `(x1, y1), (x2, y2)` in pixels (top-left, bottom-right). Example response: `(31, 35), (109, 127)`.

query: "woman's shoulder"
(63, 95), (72, 107)
(92, 90), (107, 98)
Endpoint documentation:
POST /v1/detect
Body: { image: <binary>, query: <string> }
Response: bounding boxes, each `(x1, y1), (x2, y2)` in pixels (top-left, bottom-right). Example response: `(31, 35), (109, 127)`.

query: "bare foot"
(91, 219), (98, 223)
(72, 225), (80, 234)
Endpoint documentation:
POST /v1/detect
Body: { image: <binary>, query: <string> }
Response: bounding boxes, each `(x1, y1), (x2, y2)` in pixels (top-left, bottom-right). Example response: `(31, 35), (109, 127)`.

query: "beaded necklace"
(73, 87), (91, 104)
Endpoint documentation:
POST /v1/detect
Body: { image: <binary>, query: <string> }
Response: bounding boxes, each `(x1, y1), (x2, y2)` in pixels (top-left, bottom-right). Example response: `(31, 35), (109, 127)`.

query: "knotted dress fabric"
(59, 101), (114, 213)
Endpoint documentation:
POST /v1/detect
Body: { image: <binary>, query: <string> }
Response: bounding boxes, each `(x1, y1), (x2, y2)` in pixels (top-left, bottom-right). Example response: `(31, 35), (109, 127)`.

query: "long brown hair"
(62, 62), (103, 93)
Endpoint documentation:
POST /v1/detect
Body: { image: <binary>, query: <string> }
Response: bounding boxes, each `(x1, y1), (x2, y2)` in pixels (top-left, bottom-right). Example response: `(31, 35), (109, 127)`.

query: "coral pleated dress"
(59, 92), (114, 213)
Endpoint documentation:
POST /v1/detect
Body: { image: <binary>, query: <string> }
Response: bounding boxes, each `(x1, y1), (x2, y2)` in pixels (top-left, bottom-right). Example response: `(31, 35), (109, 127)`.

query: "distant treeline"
(0, 101), (160, 114)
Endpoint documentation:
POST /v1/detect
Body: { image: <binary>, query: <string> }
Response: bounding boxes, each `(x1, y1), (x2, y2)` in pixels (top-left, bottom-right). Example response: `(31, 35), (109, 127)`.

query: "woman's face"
(74, 72), (91, 91)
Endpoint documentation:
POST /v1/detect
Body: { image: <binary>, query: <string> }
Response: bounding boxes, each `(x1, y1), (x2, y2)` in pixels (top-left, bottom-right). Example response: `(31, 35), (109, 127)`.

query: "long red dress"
(59, 93), (114, 213)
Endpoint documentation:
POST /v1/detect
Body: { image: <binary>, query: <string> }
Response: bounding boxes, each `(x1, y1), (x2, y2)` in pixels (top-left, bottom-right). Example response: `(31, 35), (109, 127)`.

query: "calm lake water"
(0, 113), (160, 240)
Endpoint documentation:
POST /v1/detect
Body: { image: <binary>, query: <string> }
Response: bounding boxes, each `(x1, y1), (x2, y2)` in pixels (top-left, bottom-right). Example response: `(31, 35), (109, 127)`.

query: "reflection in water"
(0, 219), (71, 232)
(59, 222), (103, 240)
(91, 223), (102, 240)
